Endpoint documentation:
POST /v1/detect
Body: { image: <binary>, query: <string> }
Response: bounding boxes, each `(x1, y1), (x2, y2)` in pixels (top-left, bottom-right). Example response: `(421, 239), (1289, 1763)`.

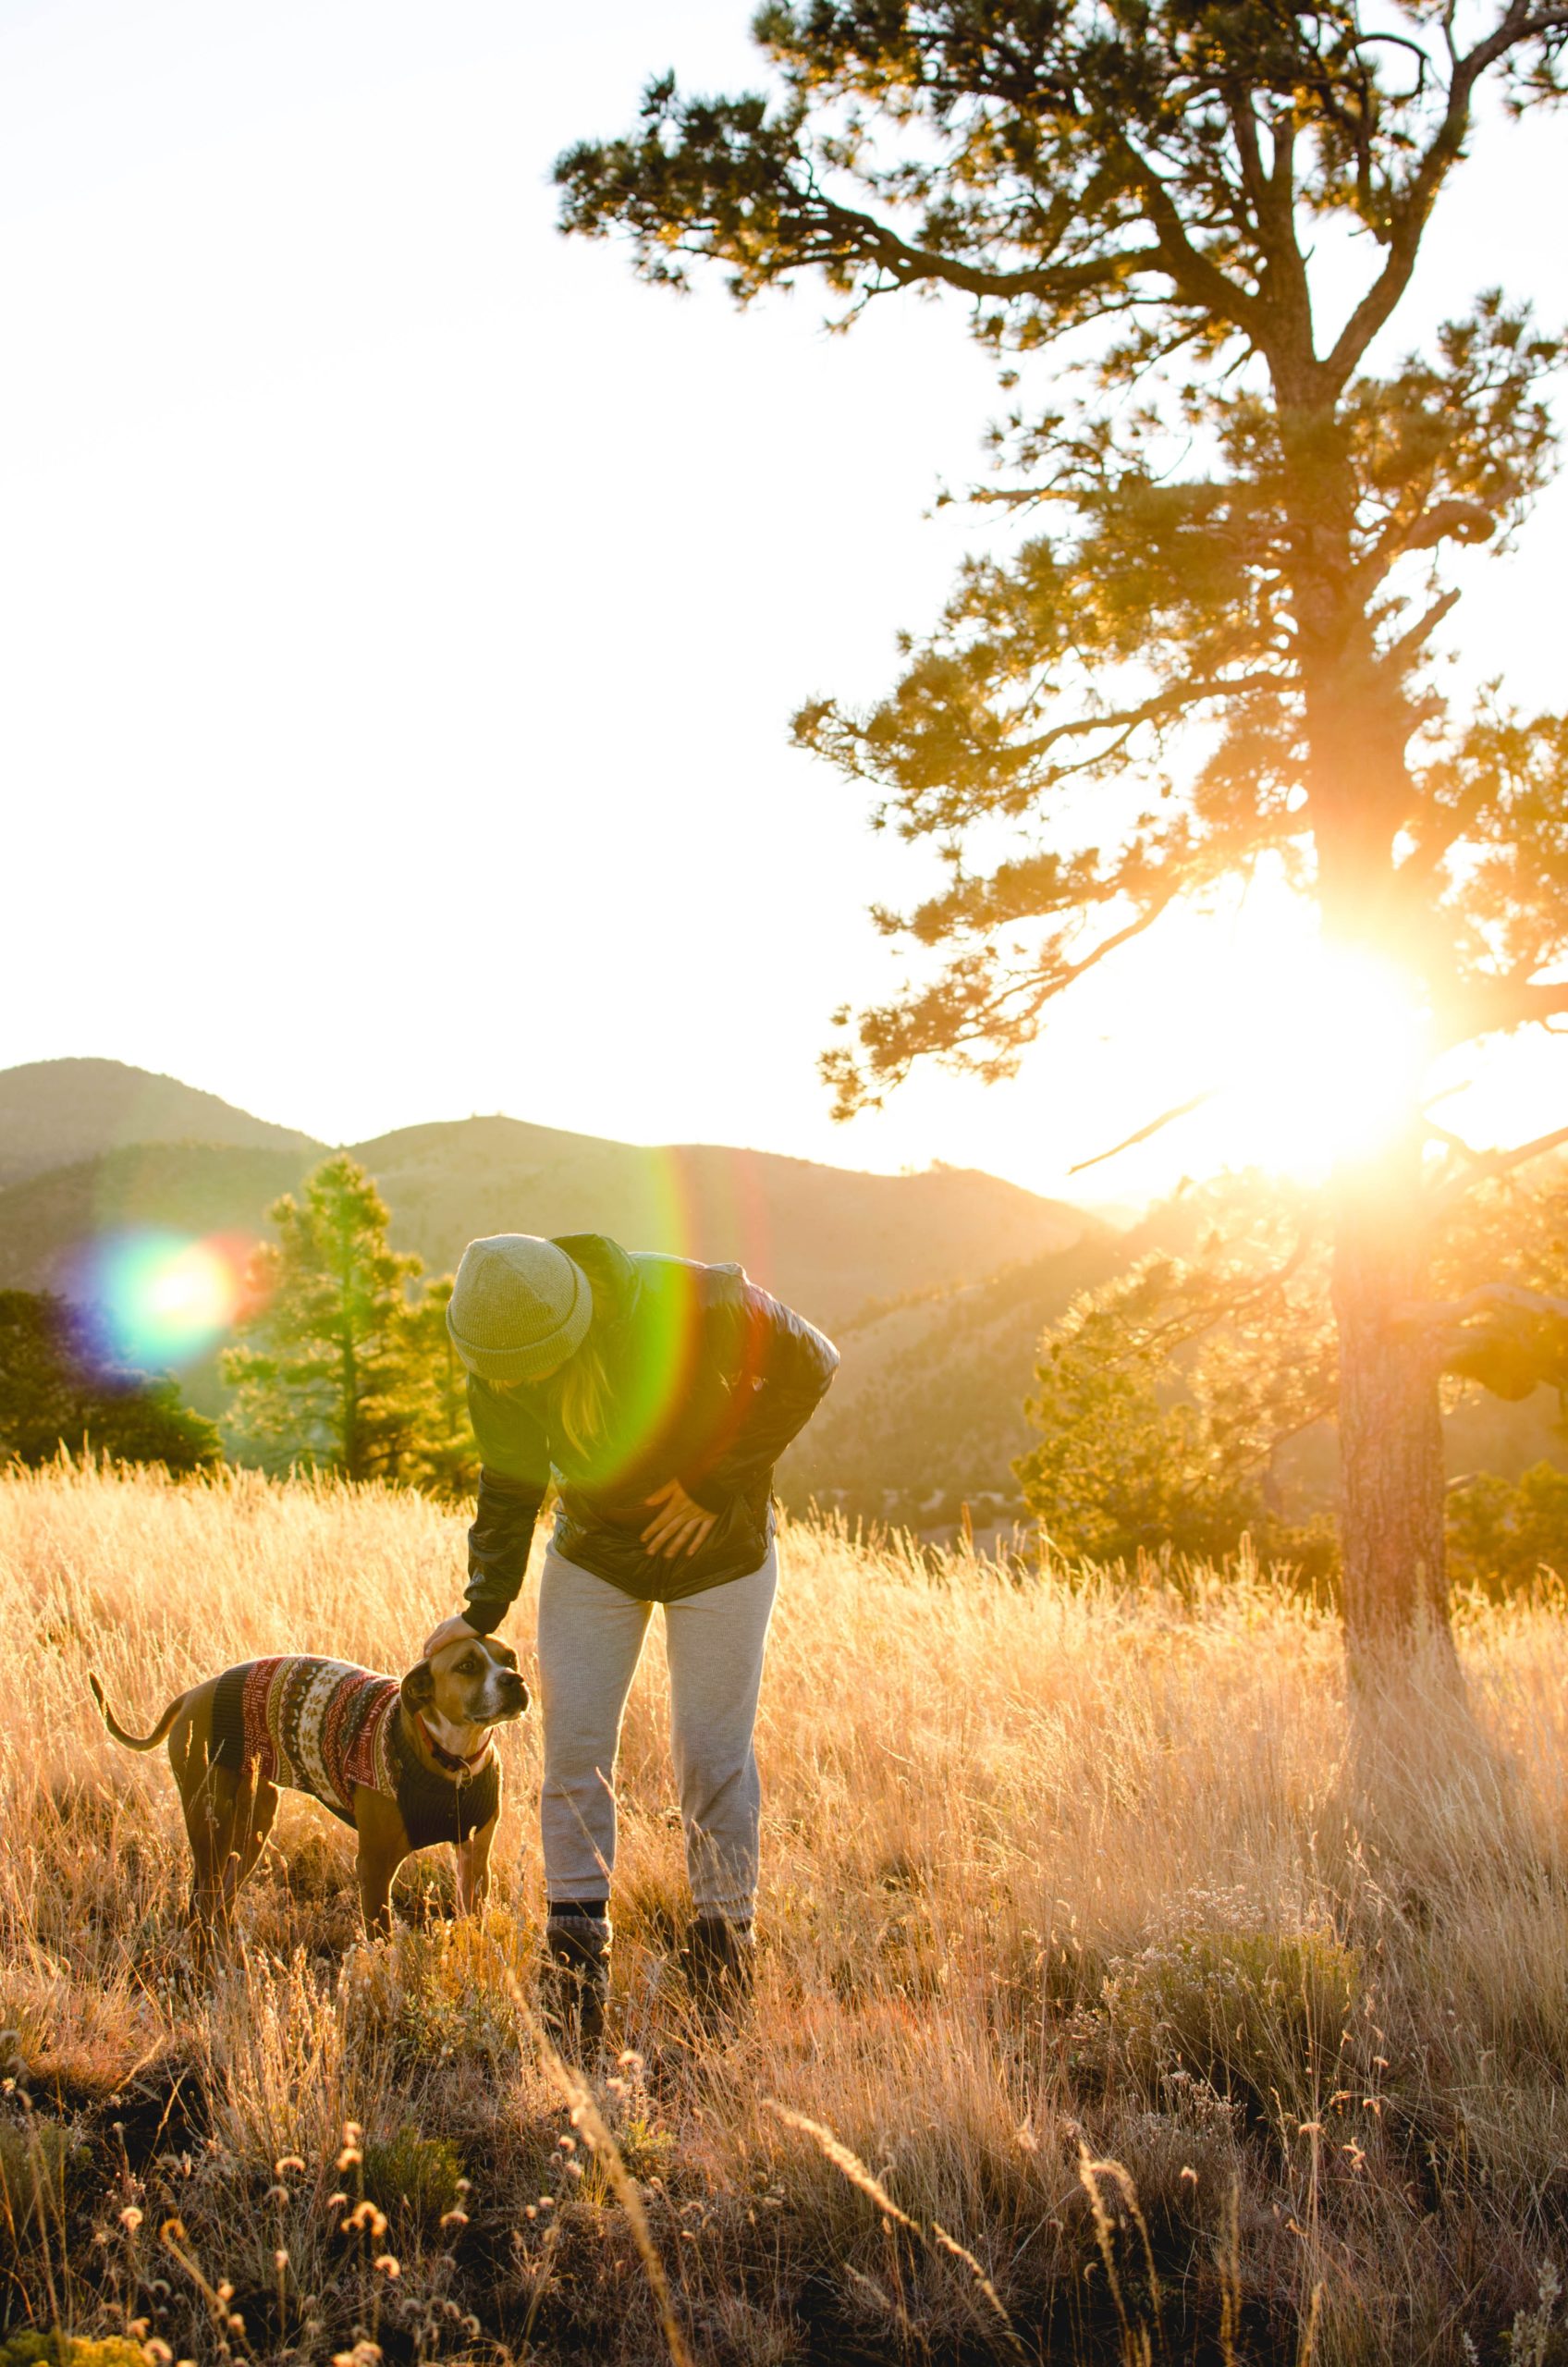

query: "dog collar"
(414, 1713), (495, 1780)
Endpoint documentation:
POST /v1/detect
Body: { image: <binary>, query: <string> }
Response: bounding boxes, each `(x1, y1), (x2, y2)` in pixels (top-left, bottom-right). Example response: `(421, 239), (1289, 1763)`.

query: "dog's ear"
(400, 1660), (436, 1714)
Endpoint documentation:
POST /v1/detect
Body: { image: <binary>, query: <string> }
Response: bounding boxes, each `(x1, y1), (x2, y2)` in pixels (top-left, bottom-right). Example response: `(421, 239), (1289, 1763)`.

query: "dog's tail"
(89, 1672), (188, 1752)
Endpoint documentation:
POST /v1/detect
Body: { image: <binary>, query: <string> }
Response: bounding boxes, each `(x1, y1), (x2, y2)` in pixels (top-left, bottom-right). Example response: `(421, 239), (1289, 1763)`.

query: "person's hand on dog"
(423, 1613), (482, 1658)
(642, 1478), (717, 1559)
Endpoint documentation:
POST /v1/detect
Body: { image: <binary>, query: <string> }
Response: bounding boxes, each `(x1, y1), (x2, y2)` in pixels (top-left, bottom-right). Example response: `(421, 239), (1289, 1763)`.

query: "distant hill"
(2, 1058), (1561, 1529)
(0, 1061), (1097, 1334)
(777, 1208), (1192, 1527)
(0, 1059), (319, 1189)
(0, 1143), (315, 1297)
(778, 1238), (1121, 1528)
(350, 1114), (1096, 1331)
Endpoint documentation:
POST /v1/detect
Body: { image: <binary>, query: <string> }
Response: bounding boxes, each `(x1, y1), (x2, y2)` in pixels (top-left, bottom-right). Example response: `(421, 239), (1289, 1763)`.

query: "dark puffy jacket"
(462, 1234), (839, 1620)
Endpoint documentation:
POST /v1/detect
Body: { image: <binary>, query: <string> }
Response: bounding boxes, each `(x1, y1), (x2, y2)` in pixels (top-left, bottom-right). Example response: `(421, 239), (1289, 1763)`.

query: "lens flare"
(533, 1143), (779, 1491)
(73, 1230), (250, 1369)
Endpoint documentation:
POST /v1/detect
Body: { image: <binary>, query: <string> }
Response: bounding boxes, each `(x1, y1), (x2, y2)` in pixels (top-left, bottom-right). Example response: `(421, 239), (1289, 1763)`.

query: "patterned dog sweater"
(212, 1657), (399, 1824)
(211, 1655), (500, 1846)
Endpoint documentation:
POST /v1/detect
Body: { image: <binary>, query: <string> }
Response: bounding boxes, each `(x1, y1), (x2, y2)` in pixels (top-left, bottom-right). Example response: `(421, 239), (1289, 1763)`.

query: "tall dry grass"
(3, 1461), (1568, 2363)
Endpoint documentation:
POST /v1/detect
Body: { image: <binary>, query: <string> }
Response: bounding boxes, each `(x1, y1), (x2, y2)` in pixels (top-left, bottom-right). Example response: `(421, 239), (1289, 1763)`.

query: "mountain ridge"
(4, 1059), (1561, 1529)
(0, 1059), (1101, 1332)
(0, 1058), (320, 1189)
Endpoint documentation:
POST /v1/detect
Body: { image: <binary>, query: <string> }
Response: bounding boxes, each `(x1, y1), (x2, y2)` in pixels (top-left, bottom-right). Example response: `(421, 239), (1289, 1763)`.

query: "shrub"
(1447, 1462), (1568, 1598)
(0, 2337), (150, 2367)
(1100, 1923), (1359, 2125)
(0, 2119), (90, 2237)
(0, 1292), (220, 1473)
(361, 2127), (464, 2231)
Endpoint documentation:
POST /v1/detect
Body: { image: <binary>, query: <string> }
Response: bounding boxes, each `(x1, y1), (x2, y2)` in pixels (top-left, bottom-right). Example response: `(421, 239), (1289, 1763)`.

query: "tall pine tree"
(558, 0), (1568, 1647)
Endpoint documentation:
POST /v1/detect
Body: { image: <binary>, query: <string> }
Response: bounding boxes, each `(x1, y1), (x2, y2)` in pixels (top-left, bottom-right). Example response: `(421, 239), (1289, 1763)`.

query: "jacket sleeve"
(681, 1277), (839, 1510)
(462, 1378), (551, 1632)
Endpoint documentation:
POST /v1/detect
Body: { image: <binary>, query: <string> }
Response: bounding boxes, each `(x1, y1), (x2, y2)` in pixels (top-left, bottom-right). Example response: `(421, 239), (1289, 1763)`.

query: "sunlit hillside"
(780, 1210), (1568, 1538)
(0, 1058), (1096, 1338)
(0, 1060), (319, 1190)
(5, 1463), (1568, 2363)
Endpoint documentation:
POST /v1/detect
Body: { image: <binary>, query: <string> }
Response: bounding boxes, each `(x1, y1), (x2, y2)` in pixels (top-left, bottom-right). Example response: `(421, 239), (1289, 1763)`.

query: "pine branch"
(1382, 587), (1463, 673)
(1319, 0), (1558, 391)
(808, 185), (1170, 307)
(1395, 1281), (1568, 1328)
(1068, 1091), (1218, 1175)
(1429, 1121), (1568, 1208)
(1438, 975), (1568, 1050)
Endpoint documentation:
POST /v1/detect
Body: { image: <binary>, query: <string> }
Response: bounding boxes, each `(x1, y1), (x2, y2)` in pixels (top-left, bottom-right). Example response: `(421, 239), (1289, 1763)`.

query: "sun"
(1219, 941), (1431, 1182)
(1035, 891), (1447, 1196)
(918, 883), (1562, 1204)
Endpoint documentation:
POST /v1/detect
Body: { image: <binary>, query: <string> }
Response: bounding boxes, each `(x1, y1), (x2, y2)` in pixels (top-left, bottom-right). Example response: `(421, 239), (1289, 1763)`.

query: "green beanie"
(447, 1234), (593, 1382)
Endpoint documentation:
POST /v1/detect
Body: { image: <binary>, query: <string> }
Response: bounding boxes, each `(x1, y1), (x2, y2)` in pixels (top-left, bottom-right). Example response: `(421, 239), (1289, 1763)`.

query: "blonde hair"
(551, 1331), (611, 1459)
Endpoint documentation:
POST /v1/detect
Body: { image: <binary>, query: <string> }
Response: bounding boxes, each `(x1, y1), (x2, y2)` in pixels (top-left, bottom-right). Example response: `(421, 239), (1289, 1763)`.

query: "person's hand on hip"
(643, 1478), (717, 1559)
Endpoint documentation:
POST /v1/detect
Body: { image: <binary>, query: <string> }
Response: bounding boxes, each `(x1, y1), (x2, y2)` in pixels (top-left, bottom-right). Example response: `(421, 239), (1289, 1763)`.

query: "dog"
(90, 1635), (529, 1936)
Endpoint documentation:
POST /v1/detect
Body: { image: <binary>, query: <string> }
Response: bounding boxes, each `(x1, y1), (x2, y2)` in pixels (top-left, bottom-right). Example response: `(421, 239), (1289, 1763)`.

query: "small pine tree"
(405, 1274), (480, 1500)
(1446, 1465), (1568, 1600)
(223, 1155), (424, 1481)
(1016, 1291), (1268, 1566)
(1018, 1170), (1568, 1582)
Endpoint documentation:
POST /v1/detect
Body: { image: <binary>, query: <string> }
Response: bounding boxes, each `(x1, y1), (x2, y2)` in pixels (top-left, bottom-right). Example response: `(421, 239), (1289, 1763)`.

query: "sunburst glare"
(1217, 942), (1429, 1180)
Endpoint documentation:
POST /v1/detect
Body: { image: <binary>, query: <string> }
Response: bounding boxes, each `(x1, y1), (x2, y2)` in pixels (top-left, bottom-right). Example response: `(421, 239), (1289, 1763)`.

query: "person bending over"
(424, 1231), (838, 2042)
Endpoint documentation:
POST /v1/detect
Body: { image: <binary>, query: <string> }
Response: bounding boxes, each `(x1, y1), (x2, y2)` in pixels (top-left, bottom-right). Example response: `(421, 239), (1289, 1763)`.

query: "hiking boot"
(541, 1912), (611, 2055)
(682, 1913), (755, 2024)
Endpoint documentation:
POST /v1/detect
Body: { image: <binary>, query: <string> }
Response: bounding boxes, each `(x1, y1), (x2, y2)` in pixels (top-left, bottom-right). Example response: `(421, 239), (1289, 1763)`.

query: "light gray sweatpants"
(536, 1540), (778, 1921)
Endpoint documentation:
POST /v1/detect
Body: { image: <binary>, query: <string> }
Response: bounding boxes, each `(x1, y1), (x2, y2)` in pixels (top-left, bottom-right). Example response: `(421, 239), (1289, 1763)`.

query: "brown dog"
(90, 1636), (528, 1936)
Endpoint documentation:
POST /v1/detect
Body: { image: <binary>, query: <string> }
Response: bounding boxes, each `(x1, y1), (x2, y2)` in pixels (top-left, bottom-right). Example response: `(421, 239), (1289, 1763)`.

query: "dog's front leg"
(454, 1809), (499, 1917)
(357, 1846), (400, 1939)
(352, 1789), (410, 1939)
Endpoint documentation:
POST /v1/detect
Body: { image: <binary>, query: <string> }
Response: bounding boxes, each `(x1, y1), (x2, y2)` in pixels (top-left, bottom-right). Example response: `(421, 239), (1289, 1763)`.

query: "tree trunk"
(335, 1205), (362, 1482)
(1330, 1136), (1451, 1650)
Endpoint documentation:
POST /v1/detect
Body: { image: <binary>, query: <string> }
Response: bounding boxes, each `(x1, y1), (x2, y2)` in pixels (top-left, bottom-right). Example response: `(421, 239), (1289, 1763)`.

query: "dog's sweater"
(211, 1656), (498, 1847)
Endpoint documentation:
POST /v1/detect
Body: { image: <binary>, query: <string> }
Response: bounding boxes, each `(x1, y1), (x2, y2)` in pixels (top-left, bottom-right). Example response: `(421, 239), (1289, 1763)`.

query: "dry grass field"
(5, 1462), (1568, 2364)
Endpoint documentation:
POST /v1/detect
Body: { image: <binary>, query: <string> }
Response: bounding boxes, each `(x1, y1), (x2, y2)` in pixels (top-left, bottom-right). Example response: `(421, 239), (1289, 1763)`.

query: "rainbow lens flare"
(73, 1230), (250, 1370)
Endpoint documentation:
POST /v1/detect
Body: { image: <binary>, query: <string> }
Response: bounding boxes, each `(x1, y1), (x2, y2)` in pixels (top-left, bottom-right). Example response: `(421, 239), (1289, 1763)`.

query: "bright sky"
(1, 0), (1563, 1206)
